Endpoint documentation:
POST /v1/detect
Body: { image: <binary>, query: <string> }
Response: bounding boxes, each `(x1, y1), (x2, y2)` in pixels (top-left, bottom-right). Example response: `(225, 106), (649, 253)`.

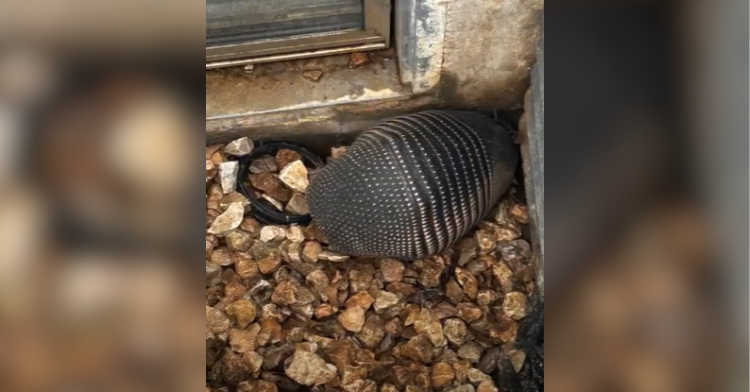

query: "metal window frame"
(206, 0), (391, 69)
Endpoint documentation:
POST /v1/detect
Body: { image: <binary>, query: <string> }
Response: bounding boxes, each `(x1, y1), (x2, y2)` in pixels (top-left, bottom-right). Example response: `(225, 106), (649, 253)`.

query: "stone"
(508, 204), (529, 224)
(225, 230), (252, 252)
(219, 161), (239, 194)
(225, 299), (257, 328)
(286, 192), (310, 215)
(443, 318), (469, 346)
(206, 305), (231, 334)
(302, 241), (322, 263)
(276, 149), (303, 170)
(457, 342), (484, 364)
(432, 362), (456, 388)
(319, 250), (350, 263)
(380, 259), (405, 283)
(502, 292), (528, 321)
(349, 52), (371, 68)
(510, 350), (526, 373)
(359, 315), (385, 348)
(338, 306), (366, 333)
(252, 173), (291, 202)
(238, 380), (277, 392)
(228, 324), (260, 353)
(303, 70), (324, 82)
(400, 335), (437, 364)
(261, 194), (285, 211)
(286, 225), (305, 243)
(373, 291), (400, 312)
(208, 203), (245, 235)
(455, 268), (478, 300)
(345, 291), (375, 310)
(279, 160), (310, 193)
(224, 137), (254, 157)
(285, 350), (338, 386)
(249, 155), (278, 174)
(260, 226), (287, 243)
(474, 230), (496, 254)
(492, 261), (515, 293)
(419, 258), (445, 288)
(272, 281), (316, 306)
(477, 381), (499, 392)
(468, 368), (492, 384)
(448, 385), (475, 392)
(305, 270), (331, 301)
(414, 308), (445, 347)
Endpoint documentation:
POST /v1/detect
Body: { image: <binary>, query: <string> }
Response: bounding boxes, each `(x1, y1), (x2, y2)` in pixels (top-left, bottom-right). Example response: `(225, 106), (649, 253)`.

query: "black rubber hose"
(236, 141), (325, 225)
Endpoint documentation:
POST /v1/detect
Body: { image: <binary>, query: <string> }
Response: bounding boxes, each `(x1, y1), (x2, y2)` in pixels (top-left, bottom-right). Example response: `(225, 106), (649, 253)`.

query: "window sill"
(206, 50), (439, 145)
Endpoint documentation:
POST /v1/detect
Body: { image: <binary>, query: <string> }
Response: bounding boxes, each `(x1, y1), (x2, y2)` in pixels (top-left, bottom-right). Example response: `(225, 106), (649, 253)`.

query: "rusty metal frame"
(206, 0), (391, 69)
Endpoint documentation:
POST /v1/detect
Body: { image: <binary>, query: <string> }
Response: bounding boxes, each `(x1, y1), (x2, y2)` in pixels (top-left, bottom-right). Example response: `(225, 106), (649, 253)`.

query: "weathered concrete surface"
(207, 93), (438, 150)
(207, 50), (409, 119)
(440, 0), (544, 111)
(206, 50), (441, 144)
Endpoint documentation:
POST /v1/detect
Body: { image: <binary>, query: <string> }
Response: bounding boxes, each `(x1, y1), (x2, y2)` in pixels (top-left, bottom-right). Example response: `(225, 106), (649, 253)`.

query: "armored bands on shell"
(307, 110), (519, 260)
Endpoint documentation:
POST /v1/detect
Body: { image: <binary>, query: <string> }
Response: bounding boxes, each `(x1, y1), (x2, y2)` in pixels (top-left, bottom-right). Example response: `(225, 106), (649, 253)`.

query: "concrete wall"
(439, 0), (544, 111)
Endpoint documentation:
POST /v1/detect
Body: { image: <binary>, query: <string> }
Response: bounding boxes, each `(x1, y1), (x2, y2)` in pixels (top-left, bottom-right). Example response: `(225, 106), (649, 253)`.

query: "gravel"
(206, 140), (537, 392)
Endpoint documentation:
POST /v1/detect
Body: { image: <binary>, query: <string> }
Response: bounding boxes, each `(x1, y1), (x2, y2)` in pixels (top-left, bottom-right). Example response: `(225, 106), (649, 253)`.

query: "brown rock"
(303, 69), (324, 82)
(279, 160), (310, 193)
(414, 308), (445, 347)
(432, 362), (456, 388)
(225, 230), (252, 252)
(349, 52), (371, 68)
(225, 299), (257, 328)
(400, 335), (438, 363)
(286, 192), (310, 215)
(477, 381), (499, 392)
(251, 172), (291, 202)
(248, 156), (278, 174)
(457, 304), (483, 323)
(502, 292), (528, 321)
(302, 241), (323, 263)
(373, 290), (400, 312)
(457, 342), (484, 364)
(474, 230), (496, 254)
(444, 318), (469, 346)
(339, 306), (366, 333)
(314, 304), (338, 319)
(420, 257), (445, 288)
(276, 149), (303, 170)
(346, 291), (375, 310)
(455, 268), (479, 300)
(381, 259), (405, 282)
(240, 380), (277, 392)
(228, 324), (260, 353)
(272, 281), (316, 306)
(468, 368), (492, 384)
(492, 261), (515, 293)
(306, 270), (331, 301)
(285, 350), (338, 386)
(253, 242), (283, 274)
(359, 315), (385, 348)
(206, 305), (231, 334)
(350, 264), (375, 292)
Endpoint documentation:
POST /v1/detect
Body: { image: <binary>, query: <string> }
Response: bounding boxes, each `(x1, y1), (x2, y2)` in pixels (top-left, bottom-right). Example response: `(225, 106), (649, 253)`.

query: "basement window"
(206, 0), (391, 69)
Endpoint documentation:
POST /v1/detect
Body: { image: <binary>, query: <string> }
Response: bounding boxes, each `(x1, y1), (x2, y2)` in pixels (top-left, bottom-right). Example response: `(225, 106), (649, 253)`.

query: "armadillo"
(307, 110), (518, 260)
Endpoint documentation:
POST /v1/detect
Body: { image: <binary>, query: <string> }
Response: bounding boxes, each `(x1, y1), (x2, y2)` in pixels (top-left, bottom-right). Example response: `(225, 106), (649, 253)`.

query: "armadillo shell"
(307, 110), (519, 260)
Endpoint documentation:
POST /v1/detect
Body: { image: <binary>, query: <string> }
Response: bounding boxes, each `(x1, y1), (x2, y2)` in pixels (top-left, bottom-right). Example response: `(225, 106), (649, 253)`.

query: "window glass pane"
(206, 0), (365, 47)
